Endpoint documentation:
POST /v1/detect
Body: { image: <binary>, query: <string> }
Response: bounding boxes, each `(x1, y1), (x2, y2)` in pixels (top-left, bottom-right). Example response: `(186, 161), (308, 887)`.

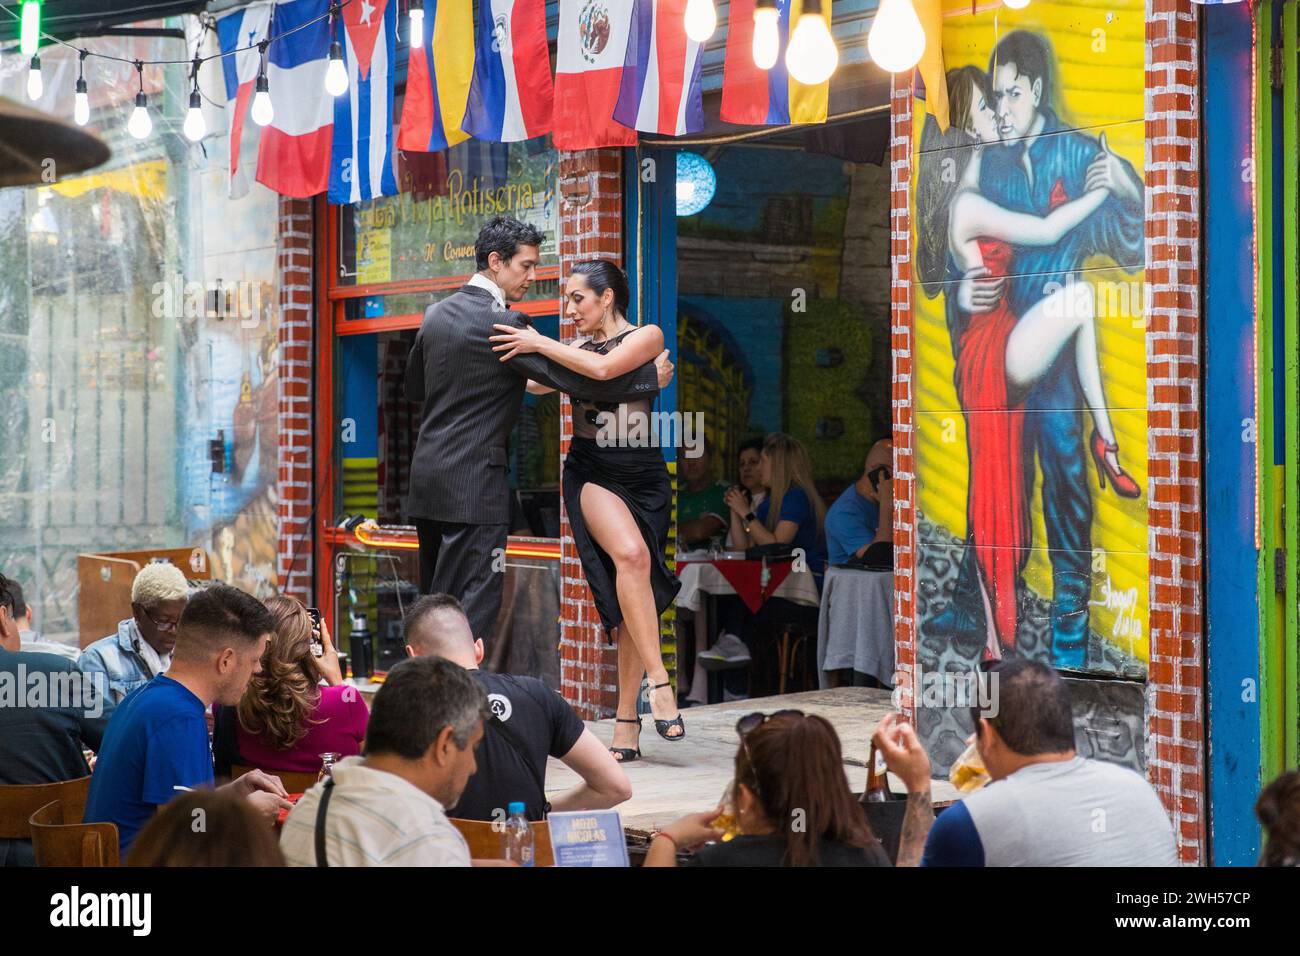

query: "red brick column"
(557, 149), (624, 718)
(1145, 0), (1204, 865)
(276, 196), (315, 605)
(889, 75), (917, 720)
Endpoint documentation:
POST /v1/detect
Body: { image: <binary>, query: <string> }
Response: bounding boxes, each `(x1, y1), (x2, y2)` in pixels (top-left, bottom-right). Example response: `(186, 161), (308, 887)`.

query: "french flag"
(329, 0), (398, 204)
(257, 0), (334, 198)
(462, 0), (554, 142)
(613, 0), (704, 136)
(397, 0), (474, 153)
(216, 1), (273, 198)
(553, 0), (637, 150)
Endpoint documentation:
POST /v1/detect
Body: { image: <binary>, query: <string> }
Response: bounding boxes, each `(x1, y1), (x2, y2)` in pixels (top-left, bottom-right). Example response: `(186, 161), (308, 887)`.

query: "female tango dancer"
(916, 65), (1141, 660)
(490, 260), (684, 760)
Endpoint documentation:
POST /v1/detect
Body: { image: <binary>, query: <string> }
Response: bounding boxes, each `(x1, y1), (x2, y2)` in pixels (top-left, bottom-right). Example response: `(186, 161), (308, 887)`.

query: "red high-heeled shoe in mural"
(1090, 430), (1141, 499)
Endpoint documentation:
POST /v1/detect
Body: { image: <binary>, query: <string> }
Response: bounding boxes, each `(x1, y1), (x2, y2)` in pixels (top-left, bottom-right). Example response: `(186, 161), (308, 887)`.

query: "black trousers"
(414, 518), (508, 650)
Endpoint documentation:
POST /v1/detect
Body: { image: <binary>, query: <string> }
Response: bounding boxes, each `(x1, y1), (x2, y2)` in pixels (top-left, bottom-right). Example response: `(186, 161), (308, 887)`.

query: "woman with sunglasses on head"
(644, 711), (889, 867)
(489, 260), (683, 761)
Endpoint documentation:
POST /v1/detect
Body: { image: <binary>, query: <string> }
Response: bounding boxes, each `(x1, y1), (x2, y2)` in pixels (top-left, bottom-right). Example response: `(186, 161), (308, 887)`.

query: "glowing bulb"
(325, 42), (349, 96)
(684, 0), (717, 42)
(409, 5), (425, 48)
(867, 0), (926, 74)
(251, 76), (274, 126)
(785, 12), (837, 86)
(26, 56), (43, 101)
(183, 90), (206, 141)
(128, 92), (152, 139)
(753, 7), (779, 70)
(1003, 0), (1030, 8)
(20, 1), (40, 58)
(74, 79), (89, 126)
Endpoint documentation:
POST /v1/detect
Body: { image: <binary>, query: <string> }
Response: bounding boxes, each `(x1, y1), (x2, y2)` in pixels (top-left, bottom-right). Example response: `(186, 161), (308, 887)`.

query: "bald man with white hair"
(405, 594), (632, 821)
(79, 561), (191, 708)
(826, 438), (894, 567)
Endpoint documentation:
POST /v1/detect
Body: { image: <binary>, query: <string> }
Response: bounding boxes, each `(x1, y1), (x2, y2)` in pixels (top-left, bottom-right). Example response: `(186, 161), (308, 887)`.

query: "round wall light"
(676, 151), (716, 217)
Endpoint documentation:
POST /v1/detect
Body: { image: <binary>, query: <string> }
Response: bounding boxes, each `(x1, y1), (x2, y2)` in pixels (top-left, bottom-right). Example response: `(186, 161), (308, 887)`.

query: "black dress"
(562, 329), (681, 640)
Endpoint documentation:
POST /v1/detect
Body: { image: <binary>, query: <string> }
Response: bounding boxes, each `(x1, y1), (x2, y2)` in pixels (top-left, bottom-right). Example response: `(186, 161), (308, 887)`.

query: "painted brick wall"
(1144, 0), (1205, 866)
(890, 75), (917, 721)
(557, 149), (624, 719)
(276, 196), (314, 605)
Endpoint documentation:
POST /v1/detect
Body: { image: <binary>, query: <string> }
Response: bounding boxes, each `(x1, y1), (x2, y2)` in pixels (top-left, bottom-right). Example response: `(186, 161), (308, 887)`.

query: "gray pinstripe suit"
(404, 284), (659, 647)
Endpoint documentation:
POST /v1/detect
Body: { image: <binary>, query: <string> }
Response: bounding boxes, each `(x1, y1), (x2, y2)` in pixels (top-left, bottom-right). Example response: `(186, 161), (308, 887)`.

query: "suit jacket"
(404, 284), (660, 524)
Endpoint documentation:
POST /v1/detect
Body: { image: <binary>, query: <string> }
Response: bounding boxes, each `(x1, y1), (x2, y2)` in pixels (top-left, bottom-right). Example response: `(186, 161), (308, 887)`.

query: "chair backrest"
(29, 800), (119, 867)
(0, 776), (92, 840)
(451, 817), (555, 866)
(230, 764), (321, 796)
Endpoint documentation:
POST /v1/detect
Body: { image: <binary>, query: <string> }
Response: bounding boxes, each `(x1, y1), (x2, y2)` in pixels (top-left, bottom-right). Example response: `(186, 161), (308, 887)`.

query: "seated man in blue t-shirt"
(825, 439), (892, 566)
(84, 584), (293, 856)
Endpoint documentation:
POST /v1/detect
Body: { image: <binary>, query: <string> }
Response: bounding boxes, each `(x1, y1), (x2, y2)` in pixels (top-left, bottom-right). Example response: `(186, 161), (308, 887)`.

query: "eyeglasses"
(137, 605), (180, 632)
(735, 709), (804, 738)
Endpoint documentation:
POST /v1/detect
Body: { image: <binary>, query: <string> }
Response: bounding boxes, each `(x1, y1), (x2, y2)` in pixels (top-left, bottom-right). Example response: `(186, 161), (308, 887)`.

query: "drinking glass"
(318, 752), (342, 782)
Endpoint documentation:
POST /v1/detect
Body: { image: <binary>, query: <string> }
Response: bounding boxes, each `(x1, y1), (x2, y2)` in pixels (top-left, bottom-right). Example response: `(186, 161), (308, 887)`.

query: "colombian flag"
(397, 0), (473, 152)
(720, 0), (830, 126)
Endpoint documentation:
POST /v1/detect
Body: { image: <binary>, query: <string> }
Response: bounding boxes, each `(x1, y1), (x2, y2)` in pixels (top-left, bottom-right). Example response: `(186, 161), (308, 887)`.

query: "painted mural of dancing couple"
(915, 31), (1144, 669)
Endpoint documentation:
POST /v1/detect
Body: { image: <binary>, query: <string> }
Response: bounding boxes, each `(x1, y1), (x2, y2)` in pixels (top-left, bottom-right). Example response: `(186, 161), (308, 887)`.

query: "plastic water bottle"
(501, 802), (535, 867)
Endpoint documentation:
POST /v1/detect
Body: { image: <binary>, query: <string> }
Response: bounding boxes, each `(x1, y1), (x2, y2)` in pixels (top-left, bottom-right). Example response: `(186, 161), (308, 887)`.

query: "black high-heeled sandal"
(650, 682), (686, 741)
(609, 717), (642, 763)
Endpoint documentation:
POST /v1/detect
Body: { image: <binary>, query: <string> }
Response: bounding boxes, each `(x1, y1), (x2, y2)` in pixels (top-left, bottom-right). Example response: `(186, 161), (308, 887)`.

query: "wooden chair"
(231, 764), (321, 795)
(0, 776), (92, 841)
(29, 800), (118, 867)
(451, 817), (555, 866)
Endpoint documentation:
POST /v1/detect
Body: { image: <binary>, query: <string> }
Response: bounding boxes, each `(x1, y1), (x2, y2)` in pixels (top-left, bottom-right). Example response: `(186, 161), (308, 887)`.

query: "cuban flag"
(329, 0), (398, 204)
(721, 0), (829, 126)
(397, 0), (474, 153)
(553, 0), (637, 150)
(462, 0), (554, 142)
(257, 0), (334, 198)
(216, 1), (273, 198)
(613, 0), (704, 136)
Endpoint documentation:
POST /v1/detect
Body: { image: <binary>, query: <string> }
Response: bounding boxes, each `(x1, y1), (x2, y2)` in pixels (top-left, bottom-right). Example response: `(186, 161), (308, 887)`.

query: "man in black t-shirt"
(404, 595), (632, 822)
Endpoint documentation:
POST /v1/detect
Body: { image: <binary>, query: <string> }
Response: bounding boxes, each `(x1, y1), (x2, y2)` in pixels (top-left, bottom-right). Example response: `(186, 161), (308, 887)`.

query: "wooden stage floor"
(545, 687), (960, 836)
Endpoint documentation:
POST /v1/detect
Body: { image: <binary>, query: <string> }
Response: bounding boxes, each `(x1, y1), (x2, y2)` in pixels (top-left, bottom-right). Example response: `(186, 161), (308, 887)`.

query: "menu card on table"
(547, 811), (629, 867)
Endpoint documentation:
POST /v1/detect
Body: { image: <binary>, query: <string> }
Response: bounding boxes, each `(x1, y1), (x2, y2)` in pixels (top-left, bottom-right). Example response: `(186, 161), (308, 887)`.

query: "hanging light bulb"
(183, 90), (206, 141)
(752, 0), (780, 71)
(26, 54), (43, 101)
(73, 50), (89, 126)
(20, 0), (41, 58)
(251, 76), (274, 126)
(867, 0), (926, 74)
(127, 61), (151, 139)
(785, 0), (837, 86)
(325, 4), (349, 96)
(409, 1), (425, 48)
(684, 0), (717, 42)
(1003, 0), (1030, 8)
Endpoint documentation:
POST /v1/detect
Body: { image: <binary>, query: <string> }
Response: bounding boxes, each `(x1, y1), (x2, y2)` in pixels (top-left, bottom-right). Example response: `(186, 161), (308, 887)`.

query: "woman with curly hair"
(213, 595), (368, 776)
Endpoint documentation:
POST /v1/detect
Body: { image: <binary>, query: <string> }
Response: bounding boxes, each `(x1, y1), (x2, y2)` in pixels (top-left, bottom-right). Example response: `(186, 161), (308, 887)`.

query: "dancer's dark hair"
(570, 260), (631, 317)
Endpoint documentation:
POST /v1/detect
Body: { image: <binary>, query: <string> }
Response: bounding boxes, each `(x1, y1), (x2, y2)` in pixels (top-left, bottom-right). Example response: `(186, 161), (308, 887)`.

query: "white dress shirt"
(467, 272), (507, 312)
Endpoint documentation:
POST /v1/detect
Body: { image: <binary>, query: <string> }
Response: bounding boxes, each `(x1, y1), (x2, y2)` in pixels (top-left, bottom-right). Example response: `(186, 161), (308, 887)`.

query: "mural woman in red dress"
(917, 66), (1139, 660)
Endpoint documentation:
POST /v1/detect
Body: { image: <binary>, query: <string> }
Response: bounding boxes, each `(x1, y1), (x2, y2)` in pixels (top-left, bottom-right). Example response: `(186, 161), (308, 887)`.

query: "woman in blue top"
(724, 433), (827, 578)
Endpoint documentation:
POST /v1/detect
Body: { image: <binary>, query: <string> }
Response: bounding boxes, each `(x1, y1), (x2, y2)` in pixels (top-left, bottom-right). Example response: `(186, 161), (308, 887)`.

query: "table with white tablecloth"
(816, 565), (895, 689)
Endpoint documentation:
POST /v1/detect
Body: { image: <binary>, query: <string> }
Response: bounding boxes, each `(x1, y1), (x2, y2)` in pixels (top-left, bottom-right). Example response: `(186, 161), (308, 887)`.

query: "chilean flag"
(613, 0), (704, 136)
(329, 0), (398, 204)
(216, 1), (273, 198)
(397, 0), (474, 152)
(257, 0), (334, 198)
(553, 0), (637, 150)
(462, 0), (554, 142)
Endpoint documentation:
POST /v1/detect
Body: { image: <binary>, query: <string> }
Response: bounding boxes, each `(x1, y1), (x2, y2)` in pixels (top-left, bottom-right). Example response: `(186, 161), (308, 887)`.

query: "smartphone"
(868, 465), (892, 491)
(307, 607), (324, 658)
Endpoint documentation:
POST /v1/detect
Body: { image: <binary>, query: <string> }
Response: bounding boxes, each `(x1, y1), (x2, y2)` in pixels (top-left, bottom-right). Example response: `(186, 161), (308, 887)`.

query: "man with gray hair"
(280, 655), (489, 866)
(79, 561), (191, 708)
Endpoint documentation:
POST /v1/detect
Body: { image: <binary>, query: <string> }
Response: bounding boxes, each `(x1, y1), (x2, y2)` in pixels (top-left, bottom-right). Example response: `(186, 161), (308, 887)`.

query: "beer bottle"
(863, 742), (890, 803)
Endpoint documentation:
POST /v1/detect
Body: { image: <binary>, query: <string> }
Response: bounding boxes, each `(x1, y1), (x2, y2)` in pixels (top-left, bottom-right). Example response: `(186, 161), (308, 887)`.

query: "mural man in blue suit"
(922, 30), (1144, 668)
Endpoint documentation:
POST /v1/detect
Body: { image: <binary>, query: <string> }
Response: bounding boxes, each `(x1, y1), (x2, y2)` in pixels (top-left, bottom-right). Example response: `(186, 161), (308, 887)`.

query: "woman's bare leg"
(611, 628), (644, 755)
(1004, 281), (1121, 470)
(580, 483), (682, 737)
(978, 575), (1001, 661)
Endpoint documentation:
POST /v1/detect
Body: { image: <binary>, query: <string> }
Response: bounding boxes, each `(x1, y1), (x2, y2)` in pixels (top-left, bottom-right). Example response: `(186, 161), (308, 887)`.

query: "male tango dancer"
(405, 216), (673, 649)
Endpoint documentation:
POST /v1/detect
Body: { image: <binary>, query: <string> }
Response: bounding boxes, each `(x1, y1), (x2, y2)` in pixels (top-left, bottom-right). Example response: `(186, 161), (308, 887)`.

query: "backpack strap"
(314, 777), (335, 868)
(488, 714), (551, 816)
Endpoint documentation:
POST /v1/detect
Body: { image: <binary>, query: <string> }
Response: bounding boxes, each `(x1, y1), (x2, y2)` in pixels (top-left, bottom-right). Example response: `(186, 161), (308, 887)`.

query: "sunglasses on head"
(735, 709), (805, 738)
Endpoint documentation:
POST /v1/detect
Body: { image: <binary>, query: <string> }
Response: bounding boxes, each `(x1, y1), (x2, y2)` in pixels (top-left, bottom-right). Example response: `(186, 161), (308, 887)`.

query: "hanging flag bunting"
(398, 0), (474, 152)
(257, 0), (335, 199)
(915, 0), (948, 132)
(553, 0), (638, 149)
(720, 0), (829, 126)
(462, 0), (554, 142)
(613, 0), (705, 136)
(329, 0), (398, 204)
(216, 1), (273, 199)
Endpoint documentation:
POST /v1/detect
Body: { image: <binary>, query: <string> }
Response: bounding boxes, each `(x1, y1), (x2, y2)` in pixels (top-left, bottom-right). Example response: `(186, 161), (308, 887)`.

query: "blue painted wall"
(1203, 0), (1262, 865)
